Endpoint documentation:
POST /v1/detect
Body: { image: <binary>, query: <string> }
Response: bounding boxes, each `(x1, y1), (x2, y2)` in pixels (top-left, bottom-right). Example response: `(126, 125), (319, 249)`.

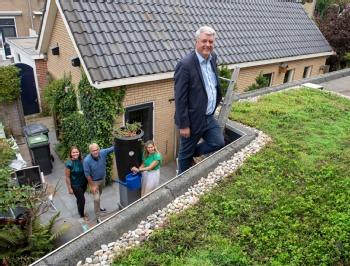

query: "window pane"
(0, 18), (15, 26)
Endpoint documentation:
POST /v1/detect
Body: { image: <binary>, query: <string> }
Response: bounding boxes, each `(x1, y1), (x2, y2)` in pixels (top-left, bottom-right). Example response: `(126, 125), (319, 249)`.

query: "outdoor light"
(51, 45), (59, 55)
(71, 56), (80, 67)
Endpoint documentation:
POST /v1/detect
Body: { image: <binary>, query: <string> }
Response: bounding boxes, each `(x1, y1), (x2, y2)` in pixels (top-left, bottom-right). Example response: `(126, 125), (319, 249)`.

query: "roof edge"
(55, 0), (96, 89)
(92, 52), (335, 89)
(37, 0), (58, 53)
(227, 51), (335, 69)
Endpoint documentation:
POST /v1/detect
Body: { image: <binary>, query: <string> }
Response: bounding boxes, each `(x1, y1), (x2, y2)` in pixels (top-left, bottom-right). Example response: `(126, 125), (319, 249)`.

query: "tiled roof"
(58, 0), (332, 83)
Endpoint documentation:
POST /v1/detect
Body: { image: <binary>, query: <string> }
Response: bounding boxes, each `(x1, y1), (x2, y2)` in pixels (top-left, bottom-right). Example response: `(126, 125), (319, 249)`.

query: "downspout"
(27, 0), (34, 30)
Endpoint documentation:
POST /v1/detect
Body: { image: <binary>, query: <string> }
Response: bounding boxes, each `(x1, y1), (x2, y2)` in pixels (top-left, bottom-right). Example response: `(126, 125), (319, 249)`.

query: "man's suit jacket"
(174, 51), (222, 136)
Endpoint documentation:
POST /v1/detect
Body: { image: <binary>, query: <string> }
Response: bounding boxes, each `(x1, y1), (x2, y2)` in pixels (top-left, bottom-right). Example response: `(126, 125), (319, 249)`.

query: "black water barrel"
(114, 129), (144, 181)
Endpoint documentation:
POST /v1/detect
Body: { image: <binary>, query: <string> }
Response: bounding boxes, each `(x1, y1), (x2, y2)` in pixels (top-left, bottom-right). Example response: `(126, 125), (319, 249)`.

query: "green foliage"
(218, 65), (232, 96)
(0, 65), (20, 103)
(114, 122), (142, 137)
(344, 52), (350, 67)
(43, 74), (77, 117)
(114, 88), (350, 265)
(60, 112), (89, 158)
(0, 139), (16, 168)
(0, 212), (60, 265)
(246, 72), (269, 91)
(51, 72), (125, 183)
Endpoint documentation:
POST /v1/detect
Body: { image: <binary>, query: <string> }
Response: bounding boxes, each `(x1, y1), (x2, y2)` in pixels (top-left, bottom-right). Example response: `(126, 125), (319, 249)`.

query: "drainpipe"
(27, 0), (34, 31)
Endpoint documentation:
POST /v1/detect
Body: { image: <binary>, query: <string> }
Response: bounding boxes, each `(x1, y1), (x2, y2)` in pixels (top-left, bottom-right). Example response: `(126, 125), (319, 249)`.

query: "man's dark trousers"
(178, 115), (225, 174)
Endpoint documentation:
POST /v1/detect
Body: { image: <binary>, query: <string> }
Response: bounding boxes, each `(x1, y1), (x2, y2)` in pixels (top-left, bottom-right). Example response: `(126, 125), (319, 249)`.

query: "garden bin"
(114, 129), (144, 208)
(26, 134), (52, 175)
(23, 123), (49, 139)
(23, 123), (54, 165)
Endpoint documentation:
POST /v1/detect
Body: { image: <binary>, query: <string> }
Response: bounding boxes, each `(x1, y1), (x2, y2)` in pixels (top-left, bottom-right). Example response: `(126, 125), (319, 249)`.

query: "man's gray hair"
(195, 26), (216, 40)
(89, 143), (100, 151)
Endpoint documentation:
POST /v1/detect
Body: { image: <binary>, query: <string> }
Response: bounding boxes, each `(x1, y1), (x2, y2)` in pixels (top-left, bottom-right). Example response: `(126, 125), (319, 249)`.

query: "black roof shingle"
(58, 0), (332, 83)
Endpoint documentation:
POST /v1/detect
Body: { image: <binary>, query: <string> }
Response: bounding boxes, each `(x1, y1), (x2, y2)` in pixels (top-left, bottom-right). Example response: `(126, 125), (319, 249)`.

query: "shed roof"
(7, 37), (39, 56)
(54, 0), (332, 86)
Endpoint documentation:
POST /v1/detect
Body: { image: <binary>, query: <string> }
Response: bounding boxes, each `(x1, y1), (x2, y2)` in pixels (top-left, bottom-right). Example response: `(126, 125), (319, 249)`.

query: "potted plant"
(113, 121), (144, 208)
(114, 122), (142, 137)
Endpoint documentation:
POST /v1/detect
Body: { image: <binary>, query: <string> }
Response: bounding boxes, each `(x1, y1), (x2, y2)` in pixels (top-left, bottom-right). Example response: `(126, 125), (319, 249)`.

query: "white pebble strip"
(78, 129), (271, 266)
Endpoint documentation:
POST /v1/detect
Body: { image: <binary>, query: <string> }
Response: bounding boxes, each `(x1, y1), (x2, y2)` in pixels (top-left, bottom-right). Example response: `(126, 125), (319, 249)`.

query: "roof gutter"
(37, 0), (58, 52)
(227, 51), (335, 69)
(92, 51), (335, 89)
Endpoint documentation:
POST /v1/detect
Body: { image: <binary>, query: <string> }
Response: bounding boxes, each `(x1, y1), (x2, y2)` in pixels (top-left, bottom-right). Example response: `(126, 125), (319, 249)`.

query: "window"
(262, 73), (273, 86)
(303, 66), (312, 78)
(283, 69), (295, 83)
(0, 18), (17, 57)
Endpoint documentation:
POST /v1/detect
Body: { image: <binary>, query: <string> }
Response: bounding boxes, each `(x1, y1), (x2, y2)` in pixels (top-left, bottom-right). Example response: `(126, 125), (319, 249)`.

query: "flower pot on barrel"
(114, 122), (144, 208)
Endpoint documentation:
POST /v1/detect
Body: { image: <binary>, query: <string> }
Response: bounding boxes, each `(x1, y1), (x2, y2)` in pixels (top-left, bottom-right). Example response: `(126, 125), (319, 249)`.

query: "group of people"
(65, 25), (225, 224)
(64, 141), (162, 224)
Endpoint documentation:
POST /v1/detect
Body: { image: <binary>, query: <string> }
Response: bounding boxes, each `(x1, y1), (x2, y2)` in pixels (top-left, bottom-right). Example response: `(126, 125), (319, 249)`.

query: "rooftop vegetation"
(114, 88), (350, 265)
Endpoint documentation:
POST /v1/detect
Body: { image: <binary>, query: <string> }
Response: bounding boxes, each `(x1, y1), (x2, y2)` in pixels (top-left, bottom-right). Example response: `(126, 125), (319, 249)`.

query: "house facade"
(37, 0), (333, 165)
(0, 0), (45, 60)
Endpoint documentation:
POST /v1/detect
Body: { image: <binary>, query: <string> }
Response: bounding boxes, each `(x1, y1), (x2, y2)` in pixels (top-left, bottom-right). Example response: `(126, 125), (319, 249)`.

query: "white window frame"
(0, 17), (18, 59)
(284, 69), (295, 83)
(303, 66), (312, 78)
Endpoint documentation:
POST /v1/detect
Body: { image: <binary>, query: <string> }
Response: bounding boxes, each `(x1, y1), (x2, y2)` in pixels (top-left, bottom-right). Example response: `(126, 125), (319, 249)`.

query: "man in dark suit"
(174, 26), (225, 174)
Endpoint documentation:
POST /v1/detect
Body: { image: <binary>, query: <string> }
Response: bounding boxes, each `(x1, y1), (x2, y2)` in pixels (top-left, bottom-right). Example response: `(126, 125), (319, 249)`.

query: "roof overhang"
(92, 51), (335, 89)
(37, 0), (58, 53)
(37, 1), (335, 90)
(226, 51), (335, 69)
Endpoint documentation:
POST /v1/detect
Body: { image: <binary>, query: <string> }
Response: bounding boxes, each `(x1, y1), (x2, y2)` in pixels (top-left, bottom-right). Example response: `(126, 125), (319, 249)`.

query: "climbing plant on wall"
(0, 65), (20, 103)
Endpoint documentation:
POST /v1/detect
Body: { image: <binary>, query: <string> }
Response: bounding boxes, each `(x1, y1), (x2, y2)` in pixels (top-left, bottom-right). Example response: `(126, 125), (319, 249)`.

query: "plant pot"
(114, 129), (144, 181)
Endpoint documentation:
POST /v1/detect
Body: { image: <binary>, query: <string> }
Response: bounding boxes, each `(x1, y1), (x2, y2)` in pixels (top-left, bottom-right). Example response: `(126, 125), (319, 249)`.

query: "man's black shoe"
(100, 208), (107, 212)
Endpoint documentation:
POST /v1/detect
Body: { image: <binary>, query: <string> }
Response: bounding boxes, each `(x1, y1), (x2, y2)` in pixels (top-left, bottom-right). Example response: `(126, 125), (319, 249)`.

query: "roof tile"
(59, 0), (332, 83)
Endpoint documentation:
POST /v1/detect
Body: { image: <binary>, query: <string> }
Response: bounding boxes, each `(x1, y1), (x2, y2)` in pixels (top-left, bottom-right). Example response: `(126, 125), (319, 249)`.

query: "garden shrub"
(0, 140), (58, 265)
(246, 72), (269, 91)
(0, 65), (20, 103)
(43, 74), (77, 138)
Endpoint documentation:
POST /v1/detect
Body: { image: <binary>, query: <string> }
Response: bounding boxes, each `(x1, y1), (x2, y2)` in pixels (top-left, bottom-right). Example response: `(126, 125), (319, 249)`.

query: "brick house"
(0, 0), (45, 60)
(36, 0), (333, 164)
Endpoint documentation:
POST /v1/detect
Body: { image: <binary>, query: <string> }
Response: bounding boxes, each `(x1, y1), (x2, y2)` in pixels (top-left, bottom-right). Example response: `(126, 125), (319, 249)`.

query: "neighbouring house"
(0, 0), (46, 60)
(36, 0), (333, 165)
(6, 37), (46, 115)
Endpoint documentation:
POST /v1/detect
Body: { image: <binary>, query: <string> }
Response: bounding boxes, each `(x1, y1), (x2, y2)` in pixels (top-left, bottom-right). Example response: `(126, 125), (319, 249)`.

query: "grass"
(113, 88), (350, 265)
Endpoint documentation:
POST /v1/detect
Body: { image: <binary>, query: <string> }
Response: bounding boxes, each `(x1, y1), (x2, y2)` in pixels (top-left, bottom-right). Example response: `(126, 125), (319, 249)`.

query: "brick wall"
(122, 80), (176, 164)
(47, 12), (81, 85)
(236, 56), (327, 92)
(35, 59), (48, 108)
(0, 98), (25, 138)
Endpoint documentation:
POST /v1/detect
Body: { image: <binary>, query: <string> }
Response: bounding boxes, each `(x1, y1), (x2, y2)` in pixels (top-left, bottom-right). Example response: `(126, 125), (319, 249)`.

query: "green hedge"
(0, 66), (20, 103)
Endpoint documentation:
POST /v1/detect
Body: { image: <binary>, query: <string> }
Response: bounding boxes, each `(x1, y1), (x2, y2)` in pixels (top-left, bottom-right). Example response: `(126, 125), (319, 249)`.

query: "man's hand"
(68, 187), (73, 194)
(90, 184), (98, 194)
(180, 128), (190, 138)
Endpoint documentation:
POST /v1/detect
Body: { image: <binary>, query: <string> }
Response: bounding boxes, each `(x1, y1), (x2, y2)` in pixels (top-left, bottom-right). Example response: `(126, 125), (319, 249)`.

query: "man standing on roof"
(174, 25), (225, 174)
(83, 143), (114, 224)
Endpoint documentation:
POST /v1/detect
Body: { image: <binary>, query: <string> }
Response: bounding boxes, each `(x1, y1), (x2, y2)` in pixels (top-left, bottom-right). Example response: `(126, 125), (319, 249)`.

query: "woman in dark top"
(64, 146), (88, 220)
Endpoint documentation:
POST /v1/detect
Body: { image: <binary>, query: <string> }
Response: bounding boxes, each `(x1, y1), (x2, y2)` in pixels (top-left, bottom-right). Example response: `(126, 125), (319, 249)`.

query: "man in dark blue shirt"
(83, 143), (114, 223)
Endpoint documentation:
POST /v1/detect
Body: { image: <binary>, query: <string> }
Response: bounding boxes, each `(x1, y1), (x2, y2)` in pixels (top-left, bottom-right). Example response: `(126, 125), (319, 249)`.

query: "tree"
(316, 3), (350, 70)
